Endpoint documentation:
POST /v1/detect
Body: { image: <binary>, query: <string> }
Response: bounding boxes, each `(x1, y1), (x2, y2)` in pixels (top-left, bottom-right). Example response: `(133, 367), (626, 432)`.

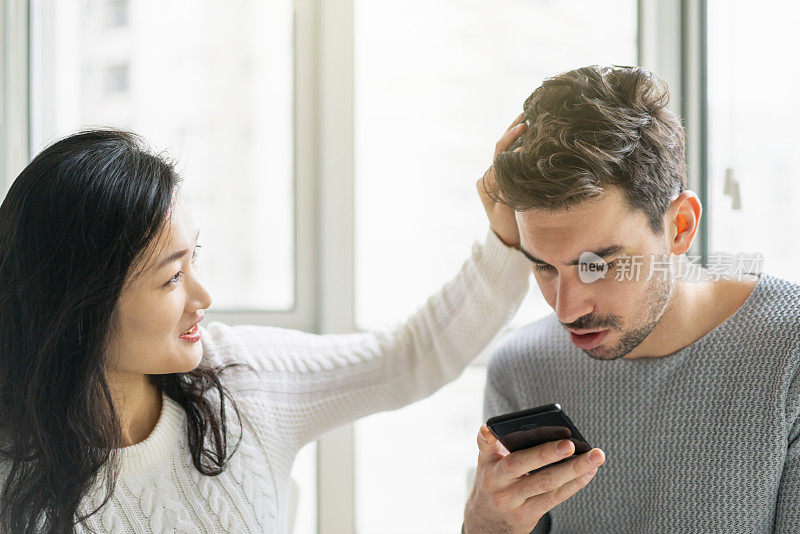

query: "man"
(463, 65), (799, 533)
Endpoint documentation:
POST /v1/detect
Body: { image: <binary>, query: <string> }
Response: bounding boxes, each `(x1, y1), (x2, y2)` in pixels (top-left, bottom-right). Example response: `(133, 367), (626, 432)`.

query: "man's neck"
(623, 270), (759, 359)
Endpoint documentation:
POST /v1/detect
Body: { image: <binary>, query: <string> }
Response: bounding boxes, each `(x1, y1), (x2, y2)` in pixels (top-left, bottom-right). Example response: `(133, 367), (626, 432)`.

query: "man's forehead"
(516, 188), (629, 225)
(517, 210), (624, 249)
(518, 187), (647, 233)
(515, 198), (643, 264)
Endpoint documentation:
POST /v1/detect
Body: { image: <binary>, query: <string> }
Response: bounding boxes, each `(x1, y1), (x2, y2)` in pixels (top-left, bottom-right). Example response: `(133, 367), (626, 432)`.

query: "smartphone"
(486, 403), (591, 474)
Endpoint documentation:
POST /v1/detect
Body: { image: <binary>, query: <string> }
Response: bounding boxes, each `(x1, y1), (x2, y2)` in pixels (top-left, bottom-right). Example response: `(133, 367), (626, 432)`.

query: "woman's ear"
(668, 191), (702, 255)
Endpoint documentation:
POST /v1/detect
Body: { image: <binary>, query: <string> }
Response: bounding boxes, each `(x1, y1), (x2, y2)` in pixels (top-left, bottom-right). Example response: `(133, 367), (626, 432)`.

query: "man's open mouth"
(567, 329), (610, 350)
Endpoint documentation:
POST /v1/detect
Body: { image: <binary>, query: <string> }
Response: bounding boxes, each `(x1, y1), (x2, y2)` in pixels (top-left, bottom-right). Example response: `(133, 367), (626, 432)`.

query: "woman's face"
(106, 198), (212, 376)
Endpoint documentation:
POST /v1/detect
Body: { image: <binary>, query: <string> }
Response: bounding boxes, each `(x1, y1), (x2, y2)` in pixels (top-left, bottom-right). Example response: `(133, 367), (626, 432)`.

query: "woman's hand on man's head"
(477, 112), (526, 249)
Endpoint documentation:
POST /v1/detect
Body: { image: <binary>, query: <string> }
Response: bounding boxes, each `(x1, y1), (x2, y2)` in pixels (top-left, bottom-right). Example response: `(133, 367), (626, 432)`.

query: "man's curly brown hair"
(493, 64), (686, 233)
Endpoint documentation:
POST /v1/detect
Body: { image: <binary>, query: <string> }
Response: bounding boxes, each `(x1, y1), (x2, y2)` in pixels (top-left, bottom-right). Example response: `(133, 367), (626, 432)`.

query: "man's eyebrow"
(154, 229), (200, 271)
(519, 244), (625, 266)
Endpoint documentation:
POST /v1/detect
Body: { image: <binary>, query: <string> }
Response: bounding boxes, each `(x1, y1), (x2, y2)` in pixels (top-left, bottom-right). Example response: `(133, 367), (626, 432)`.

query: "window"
(29, 0), (295, 310)
(103, 63), (129, 94)
(353, 1), (638, 531)
(105, 0), (129, 28)
(707, 0), (800, 282)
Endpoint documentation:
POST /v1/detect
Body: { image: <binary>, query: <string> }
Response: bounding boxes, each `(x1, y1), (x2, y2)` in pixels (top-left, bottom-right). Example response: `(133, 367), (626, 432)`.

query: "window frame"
(1, 0), (30, 195)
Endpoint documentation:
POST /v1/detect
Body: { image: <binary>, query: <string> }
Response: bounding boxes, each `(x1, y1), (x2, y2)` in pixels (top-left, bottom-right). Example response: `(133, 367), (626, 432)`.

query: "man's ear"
(667, 191), (702, 255)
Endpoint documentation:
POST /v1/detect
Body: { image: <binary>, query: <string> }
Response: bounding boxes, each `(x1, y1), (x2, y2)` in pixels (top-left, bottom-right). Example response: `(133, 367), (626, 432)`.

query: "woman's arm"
(199, 227), (530, 449)
(201, 113), (530, 451)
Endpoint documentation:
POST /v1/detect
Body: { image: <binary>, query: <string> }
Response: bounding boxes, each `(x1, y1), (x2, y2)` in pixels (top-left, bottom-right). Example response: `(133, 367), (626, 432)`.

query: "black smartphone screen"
(486, 403), (591, 473)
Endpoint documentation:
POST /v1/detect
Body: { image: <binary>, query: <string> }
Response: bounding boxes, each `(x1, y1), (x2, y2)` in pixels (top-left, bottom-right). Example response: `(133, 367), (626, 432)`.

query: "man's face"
(516, 187), (673, 360)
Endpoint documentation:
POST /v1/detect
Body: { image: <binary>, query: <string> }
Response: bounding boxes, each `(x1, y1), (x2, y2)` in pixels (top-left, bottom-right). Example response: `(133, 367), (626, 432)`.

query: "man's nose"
(554, 273), (595, 325)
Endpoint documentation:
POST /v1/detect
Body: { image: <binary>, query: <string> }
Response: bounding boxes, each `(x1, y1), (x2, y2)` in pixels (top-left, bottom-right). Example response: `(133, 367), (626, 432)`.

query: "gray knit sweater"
(484, 272), (800, 533)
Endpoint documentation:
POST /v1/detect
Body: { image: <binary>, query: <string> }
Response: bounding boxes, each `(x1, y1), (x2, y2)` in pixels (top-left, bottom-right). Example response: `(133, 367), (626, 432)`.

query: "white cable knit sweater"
(68, 229), (531, 533)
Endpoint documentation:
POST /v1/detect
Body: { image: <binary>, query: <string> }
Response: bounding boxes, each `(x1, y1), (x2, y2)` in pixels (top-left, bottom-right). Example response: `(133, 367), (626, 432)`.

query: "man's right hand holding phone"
(463, 425), (606, 533)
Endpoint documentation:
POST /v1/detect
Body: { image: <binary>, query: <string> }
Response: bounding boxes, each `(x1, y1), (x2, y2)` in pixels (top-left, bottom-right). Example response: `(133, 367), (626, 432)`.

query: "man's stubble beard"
(585, 267), (675, 361)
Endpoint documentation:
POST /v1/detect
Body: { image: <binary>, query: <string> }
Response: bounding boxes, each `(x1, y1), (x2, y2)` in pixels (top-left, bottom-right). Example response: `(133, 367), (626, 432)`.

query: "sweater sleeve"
(483, 350), (519, 422)
(199, 228), (530, 449)
(774, 363), (800, 532)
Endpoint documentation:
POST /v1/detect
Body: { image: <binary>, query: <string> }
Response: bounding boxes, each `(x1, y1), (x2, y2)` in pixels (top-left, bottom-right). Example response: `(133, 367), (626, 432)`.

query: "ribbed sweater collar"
(113, 391), (184, 476)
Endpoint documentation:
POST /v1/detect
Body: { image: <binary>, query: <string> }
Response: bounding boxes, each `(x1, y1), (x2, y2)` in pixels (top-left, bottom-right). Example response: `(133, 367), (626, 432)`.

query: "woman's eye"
(166, 244), (202, 286)
(534, 263), (556, 274)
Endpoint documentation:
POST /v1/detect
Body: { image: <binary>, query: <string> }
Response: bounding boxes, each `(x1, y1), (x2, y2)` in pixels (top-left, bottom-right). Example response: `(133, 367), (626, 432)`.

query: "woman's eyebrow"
(154, 229), (200, 271)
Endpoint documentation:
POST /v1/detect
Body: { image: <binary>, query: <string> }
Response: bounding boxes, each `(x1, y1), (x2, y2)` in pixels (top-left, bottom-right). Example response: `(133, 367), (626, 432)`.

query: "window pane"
(707, 1), (800, 282)
(289, 441), (318, 534)
(356, 367), (487, 533)
(354, 1), (637, 531)
(29, 0), (295, 310)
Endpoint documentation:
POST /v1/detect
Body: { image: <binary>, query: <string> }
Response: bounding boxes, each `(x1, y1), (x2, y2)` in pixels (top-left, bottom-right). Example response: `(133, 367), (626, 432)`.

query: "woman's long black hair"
(0, 129), (245, 533)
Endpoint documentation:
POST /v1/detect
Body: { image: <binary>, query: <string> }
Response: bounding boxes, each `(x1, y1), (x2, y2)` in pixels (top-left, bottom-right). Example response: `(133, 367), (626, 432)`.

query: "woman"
(0, 116), (529, 533)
